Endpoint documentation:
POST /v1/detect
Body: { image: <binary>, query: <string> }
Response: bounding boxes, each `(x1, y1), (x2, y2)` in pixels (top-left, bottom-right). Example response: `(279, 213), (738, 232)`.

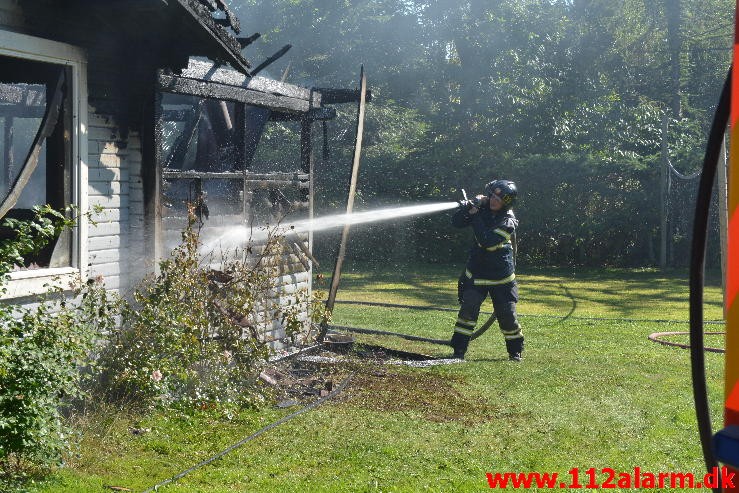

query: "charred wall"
(1, 0), (151, 291)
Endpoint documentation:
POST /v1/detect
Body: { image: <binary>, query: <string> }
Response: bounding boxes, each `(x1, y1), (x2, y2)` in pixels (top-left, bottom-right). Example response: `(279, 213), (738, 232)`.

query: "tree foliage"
(233, 0), (732, 267)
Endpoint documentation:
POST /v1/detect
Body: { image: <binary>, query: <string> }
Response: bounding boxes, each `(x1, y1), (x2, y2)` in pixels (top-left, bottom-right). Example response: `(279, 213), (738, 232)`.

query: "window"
(0, 31), (87, 298)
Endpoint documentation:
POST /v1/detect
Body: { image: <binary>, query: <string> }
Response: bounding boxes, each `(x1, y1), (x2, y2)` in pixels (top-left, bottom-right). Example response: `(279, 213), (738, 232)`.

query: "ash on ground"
(258, 342), (463, 409)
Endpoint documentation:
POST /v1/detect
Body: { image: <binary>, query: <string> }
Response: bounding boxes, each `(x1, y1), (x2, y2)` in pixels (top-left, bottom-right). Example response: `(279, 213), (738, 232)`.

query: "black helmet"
(484, 180), (517, 209)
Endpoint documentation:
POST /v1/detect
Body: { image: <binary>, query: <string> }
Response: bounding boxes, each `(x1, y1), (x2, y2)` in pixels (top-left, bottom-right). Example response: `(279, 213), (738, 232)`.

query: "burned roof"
(19, 0), (253, 76)
(169, 0), (251, 75)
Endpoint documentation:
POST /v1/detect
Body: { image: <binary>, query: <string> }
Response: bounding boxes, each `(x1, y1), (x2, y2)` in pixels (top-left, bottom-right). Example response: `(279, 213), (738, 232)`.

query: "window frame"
(0, 30), (88, 299)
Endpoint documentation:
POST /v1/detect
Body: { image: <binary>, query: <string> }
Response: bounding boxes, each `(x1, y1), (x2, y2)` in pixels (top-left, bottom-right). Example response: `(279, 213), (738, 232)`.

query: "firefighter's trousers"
(451, 280), (524, 357)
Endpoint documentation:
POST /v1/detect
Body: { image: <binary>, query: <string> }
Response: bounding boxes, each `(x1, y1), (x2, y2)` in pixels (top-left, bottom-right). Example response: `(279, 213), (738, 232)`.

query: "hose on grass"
(330, 309), (496, 347)
(139, 373), (354, 493)
(689, 66), (731, 493)
(648, 331), (725, 354)
(334, 299), (725, 325)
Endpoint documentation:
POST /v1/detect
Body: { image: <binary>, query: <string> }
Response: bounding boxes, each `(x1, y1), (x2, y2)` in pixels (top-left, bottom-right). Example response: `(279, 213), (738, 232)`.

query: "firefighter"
(450, 179), (524, 361)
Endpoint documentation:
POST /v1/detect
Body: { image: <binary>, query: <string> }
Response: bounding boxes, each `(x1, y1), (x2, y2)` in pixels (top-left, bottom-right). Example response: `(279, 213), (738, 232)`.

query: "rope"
(140, 373), (354, 493)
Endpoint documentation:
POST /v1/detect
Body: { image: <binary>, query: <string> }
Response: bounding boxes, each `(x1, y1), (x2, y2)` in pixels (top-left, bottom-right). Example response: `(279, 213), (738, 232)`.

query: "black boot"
(505, 337), (524, 362)
(450, 332), (471, 359)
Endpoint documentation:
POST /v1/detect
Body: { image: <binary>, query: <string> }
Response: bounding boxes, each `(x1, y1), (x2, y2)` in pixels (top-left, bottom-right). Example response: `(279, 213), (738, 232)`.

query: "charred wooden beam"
(163, 63), (222, 170)
(162, 171), (309, 190)
(172, 0), (251, 73)
(158, 73), (313, 113)
(163, 170), (309, 181)
(244, 180), (308, 190)
(199, 0), (217, 11)
(151, 87), (165, 263)
(3, 116), (11, 192)
(208, 5), (241, 34)
(236, 33), (261, 49)
(247, 78), (320, 106)
(323, 121), (329, 161)
(316, 87), (373, 104)
(270, 107), (336, 122)
(0, 69), (65, 219)
(251, 44), (292, 77)
(182, 60), (321, 106)
(300, 117), (312, 212)
(215, 0), (241, 34)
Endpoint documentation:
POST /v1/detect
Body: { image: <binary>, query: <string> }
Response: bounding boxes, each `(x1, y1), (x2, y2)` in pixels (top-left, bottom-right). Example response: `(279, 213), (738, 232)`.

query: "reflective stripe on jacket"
(453, 206), (517, 282)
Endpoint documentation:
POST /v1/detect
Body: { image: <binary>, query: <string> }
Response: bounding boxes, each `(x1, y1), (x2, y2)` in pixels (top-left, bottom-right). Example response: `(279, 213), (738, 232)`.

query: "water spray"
(200, 201), (459, 252)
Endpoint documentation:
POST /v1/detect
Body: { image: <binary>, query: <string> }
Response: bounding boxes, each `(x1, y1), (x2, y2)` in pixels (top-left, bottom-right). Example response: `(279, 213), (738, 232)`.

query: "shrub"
(96, 206), (326, 410)
(0, 206), (115, 478)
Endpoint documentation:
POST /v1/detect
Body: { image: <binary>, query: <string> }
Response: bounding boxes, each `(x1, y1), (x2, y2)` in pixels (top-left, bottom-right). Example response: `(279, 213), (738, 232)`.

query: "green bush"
(95, 208), (326, 411)
(0, 206), (115, 478)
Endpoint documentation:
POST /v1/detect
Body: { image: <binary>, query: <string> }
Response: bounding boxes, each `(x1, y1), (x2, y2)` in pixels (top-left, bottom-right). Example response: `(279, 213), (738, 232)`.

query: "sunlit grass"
(330, 262), (725, 322)
(33, 265), (727, 492)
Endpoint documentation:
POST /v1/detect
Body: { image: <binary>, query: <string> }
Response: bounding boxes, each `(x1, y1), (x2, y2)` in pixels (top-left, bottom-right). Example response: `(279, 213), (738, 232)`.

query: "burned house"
(0, 0), (362, 343)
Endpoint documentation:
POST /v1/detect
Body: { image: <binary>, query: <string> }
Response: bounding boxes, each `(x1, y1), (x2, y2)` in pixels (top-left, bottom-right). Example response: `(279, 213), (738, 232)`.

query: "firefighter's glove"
(458, 195), (487, 211)
(458, 196), (488, 215)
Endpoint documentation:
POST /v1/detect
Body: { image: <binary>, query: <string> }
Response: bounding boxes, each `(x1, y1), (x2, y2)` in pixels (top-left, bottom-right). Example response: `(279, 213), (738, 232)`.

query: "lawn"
(33, 264), (727, 492)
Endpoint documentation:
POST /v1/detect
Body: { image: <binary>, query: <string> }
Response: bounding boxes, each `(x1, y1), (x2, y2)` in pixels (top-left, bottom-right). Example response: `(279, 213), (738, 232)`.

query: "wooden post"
(145, 81), (164, 267)
(660, 113), (669, 268)
(3, 116), (13, 194)
(300, 113), (313, 272)
(321, 67), (367, 341)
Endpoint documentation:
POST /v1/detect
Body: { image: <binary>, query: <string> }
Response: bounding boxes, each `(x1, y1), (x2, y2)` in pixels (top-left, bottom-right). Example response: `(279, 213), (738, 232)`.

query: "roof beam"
(158, 73), (312, 113)
(181, 60), (320, 106)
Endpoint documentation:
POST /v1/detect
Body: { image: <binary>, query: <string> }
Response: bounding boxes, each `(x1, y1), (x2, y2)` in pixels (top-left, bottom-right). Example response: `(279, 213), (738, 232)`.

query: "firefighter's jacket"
(452, 206), (517, 284)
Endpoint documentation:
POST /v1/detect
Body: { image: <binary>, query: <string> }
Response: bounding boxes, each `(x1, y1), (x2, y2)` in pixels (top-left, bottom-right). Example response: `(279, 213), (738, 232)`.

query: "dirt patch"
(346, 368), (500, 425)
(260, 344), (497, 425)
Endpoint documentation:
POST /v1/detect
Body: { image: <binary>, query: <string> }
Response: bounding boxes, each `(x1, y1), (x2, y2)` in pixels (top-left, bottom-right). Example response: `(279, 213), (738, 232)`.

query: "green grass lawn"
(33, 264), (727, 492)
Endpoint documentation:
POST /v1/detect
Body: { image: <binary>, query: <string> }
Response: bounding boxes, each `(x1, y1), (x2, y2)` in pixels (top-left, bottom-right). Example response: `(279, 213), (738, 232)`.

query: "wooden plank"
(87, 248), (122, 265)
(89, 181), (124, 196)
(87, 222), (122, 238)
(322, 67), (367, 341)
(271, 107), (336, 122)
(172, 0), (250, 74)
(89, 235), (123, 252)
(273, 270), (311, 287)
(88, 166), (128, 182)
(89, 194), (129, 209)
(244, 180), (308, 189)
(88, 262), (122, 279)
(162, 170), (308, 180)
(1, 270), (79, 300)
(90, 153), (122, 169)
(158, 73), (311, 114)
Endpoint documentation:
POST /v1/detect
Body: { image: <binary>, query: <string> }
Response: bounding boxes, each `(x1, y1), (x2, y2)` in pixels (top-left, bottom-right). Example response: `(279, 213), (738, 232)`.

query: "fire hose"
(689, 67), (730, 493)
(330, 311), (497, 347)
(139, 373), (354, 493)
